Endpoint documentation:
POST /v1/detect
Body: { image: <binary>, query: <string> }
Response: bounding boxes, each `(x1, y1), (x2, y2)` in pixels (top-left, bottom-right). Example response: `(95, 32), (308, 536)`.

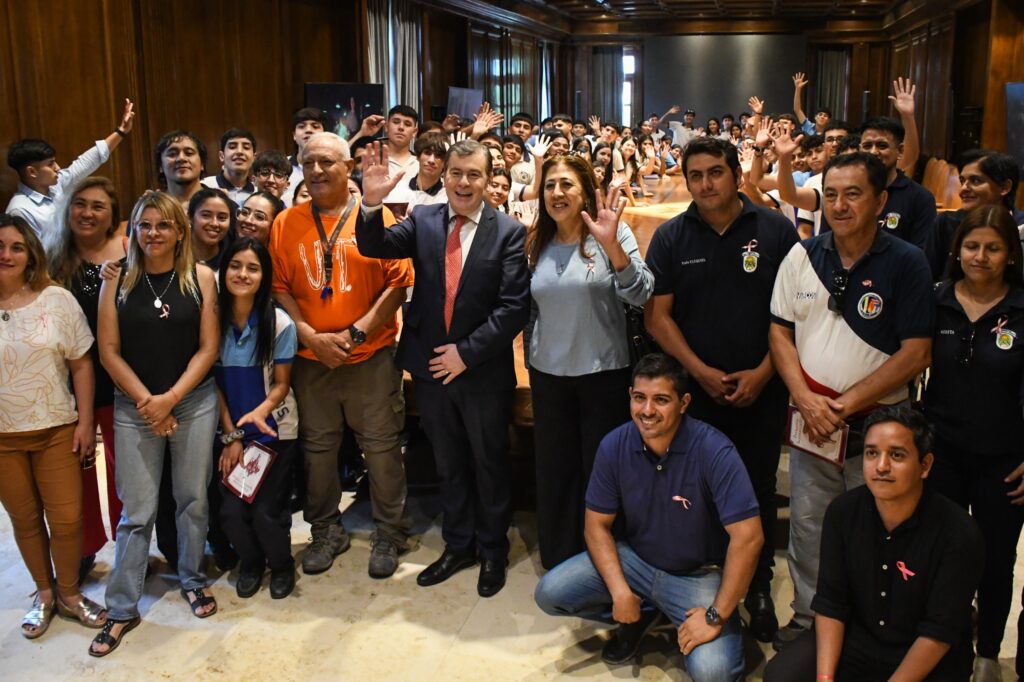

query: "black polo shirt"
(924, 281), (1024, 455)
(933, 208), (1024, 279)
(822, 170), (936, 270)
(813, 486), (983, 679)
(645, 194), (799, 373)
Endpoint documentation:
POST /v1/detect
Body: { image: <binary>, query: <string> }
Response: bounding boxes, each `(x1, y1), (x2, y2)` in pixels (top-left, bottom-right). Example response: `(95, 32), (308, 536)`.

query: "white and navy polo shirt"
(770, 229), (935, 403)
(214, 307), (299, 443)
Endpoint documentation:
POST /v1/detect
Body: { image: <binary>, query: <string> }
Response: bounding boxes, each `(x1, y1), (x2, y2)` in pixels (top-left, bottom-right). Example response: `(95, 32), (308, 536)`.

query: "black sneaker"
(236, 571), (262, 598)
(270, 569), (295, 599)
(601, 610), (664, 665)
(771, 618), (808, 652)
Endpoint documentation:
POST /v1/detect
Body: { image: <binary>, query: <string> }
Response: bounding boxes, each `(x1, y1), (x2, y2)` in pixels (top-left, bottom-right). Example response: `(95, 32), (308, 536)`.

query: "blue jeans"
(535, 544), (744, 682)
(105, 379), (218, 620)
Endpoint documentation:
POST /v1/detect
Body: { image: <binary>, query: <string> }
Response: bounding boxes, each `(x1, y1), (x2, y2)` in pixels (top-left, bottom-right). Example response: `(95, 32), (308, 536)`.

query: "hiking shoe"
(302, 525), (351, 574)
(368, 532), (400, 579)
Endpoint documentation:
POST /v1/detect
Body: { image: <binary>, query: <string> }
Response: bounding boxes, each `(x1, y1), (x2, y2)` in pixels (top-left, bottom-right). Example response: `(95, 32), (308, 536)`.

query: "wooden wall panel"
(981, 0), (1024, 154)
(0, 0), (366, 210)
(1, 0), (142, 212)
(846, 41), (890, 127)
(421, 6), (469, 120)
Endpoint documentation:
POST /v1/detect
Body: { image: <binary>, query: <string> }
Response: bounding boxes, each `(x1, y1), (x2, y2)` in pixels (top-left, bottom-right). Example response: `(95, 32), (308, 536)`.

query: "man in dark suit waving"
(356, 138), (530, 597)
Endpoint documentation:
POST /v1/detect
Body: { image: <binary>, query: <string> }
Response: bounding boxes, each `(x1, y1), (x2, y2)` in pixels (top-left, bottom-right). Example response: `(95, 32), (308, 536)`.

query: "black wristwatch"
(705, 606), (721, 627)
(348, 324), (367, 346)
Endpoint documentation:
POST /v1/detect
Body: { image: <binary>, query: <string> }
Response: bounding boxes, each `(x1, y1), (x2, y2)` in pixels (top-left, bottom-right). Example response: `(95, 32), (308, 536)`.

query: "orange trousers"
(0, 424), (82, 594)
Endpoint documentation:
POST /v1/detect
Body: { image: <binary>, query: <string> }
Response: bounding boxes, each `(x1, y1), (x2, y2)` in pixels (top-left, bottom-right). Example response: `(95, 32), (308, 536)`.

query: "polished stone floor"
(1, 472), (1020, 681)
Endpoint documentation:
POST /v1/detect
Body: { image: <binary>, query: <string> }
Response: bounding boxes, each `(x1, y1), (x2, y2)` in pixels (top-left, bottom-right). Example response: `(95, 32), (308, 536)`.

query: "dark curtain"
(590, 45), (624, 125)
(816, 47), (851, 121)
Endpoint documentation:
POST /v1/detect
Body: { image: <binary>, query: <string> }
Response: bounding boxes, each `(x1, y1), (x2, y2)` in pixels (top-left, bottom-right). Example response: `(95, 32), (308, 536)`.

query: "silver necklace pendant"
(153, 298), (162, 309)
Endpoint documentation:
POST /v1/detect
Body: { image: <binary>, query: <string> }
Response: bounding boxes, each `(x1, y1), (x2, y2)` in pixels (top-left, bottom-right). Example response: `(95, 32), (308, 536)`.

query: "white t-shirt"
(0, 286), (93, 433)
(797, 173), (824, 236)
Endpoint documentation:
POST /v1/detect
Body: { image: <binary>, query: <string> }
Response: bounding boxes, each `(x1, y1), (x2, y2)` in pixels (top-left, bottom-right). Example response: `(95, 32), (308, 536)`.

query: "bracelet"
(168, 387), (181, 403)
(114, 128), (127, 138)
(219, 428), (245, 446)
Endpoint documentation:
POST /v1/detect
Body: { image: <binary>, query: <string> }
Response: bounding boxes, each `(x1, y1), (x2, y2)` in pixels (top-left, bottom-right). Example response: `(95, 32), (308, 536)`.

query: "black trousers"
(928, 436), (1024, 660)
(219, 440), (295, 573)
(529, 366), (631, 569)
(686, 382), (788, 595)
(764, 627), (969, 682)
(415, 379), (513, 561)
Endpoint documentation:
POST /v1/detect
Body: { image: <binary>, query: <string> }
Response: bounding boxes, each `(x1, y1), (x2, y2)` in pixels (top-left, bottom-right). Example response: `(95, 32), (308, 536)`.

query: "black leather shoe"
(477, 559), (507, 597)
(416, 549), (477, 587)
(745, 591), (779, 643)
(602, 610), (663, 664)
(236, 571), (262, 598)
(270, 569), (295, 599)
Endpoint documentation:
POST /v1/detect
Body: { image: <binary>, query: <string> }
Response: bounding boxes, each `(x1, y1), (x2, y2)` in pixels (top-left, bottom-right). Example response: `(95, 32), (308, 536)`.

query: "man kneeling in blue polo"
(534, 353), (763, 682)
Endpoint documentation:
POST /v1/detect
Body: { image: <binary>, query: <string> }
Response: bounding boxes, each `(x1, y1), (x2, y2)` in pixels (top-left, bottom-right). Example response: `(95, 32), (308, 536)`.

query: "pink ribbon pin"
(159, 304), (170, 319)
(743, 239), (758, 254)
(672, 495), (692, 510)
(992, 315), (1009, 335)
(896, 561), (915, 581)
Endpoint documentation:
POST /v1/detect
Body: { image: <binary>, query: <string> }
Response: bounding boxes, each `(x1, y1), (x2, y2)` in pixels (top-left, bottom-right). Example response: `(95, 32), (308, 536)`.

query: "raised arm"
(355, 140), (418, 259)
(772, 130), (820, 211)
(792, 73), (809, 125)
(890, 77), (920, 175)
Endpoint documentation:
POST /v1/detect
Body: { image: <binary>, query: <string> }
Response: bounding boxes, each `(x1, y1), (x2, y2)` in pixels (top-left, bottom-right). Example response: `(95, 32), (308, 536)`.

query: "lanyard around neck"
(311, 198), (356, 298)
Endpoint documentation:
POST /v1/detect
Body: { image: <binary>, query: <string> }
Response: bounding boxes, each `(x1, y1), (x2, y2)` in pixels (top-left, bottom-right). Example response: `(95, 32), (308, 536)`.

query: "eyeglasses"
(957, 328), (976, 367)
(136, 220), (175, 233)
(238, 207), (270, 222)
(255, 169), (289, 181)
(827, 267), (849, 314)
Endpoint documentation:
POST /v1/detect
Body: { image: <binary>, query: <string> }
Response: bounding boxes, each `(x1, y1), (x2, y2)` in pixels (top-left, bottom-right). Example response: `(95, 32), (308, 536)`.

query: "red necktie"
(444, 215), (467, 331)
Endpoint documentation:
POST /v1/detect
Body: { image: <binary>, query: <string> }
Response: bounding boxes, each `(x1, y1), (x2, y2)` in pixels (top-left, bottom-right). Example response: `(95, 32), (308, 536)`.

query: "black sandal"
(180, 587), (218, 618)
(88, 616), (141, 657)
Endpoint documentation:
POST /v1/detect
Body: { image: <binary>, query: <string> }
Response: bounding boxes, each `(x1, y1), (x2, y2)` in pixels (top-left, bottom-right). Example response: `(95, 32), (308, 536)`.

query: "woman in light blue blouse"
(527, 155), (654, 569)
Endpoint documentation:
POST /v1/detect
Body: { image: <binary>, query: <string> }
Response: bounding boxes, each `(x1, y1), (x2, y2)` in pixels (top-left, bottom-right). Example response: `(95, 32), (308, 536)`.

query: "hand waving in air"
(527, 134), (554, 162)
(360, 141), (405, 205)
(582, 180), (628, 248)
(889, 77), (916, 115)
(792, 72), (809, 91)
(770, 127), (802, 158)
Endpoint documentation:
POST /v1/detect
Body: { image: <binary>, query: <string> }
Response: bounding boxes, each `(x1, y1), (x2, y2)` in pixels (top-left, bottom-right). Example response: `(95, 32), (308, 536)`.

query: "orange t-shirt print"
(270, 202), (414, 363)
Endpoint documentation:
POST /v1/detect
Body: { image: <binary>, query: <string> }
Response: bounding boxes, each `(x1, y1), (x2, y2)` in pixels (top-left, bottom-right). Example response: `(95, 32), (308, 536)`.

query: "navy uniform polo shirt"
(924, 282), (1024, 455)
(770, 229), (935, 404)
(821, 170), (936, 269)
(645, 194), (800, 373)
(814, 486), (983, 679)
(585, 416), (760, 574)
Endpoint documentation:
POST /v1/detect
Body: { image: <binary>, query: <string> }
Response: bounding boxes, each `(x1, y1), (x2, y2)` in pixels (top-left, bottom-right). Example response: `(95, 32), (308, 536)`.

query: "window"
(622, 47), (637, 127)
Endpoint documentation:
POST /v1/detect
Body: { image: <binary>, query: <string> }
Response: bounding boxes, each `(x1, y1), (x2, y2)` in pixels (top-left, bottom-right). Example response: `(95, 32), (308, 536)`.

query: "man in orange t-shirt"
(271, 132), (413, 579)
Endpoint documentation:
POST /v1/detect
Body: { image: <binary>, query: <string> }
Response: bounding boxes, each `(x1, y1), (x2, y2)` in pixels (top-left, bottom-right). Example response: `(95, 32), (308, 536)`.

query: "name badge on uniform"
(882, 212), (901, 230)
(993, 315), (1015, 350)
(741, 239), (759, 273)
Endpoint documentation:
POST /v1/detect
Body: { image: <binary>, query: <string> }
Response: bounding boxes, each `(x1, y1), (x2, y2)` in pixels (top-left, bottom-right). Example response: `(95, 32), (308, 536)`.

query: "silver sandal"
(21, 594), (56, 639)
(57, 594), (108, 628)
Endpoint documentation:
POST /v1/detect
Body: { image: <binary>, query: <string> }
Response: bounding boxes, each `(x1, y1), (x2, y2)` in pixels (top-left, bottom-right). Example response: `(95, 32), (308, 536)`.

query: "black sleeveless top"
(117, 267), (204, 394)
(70, 261), (117, 408)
